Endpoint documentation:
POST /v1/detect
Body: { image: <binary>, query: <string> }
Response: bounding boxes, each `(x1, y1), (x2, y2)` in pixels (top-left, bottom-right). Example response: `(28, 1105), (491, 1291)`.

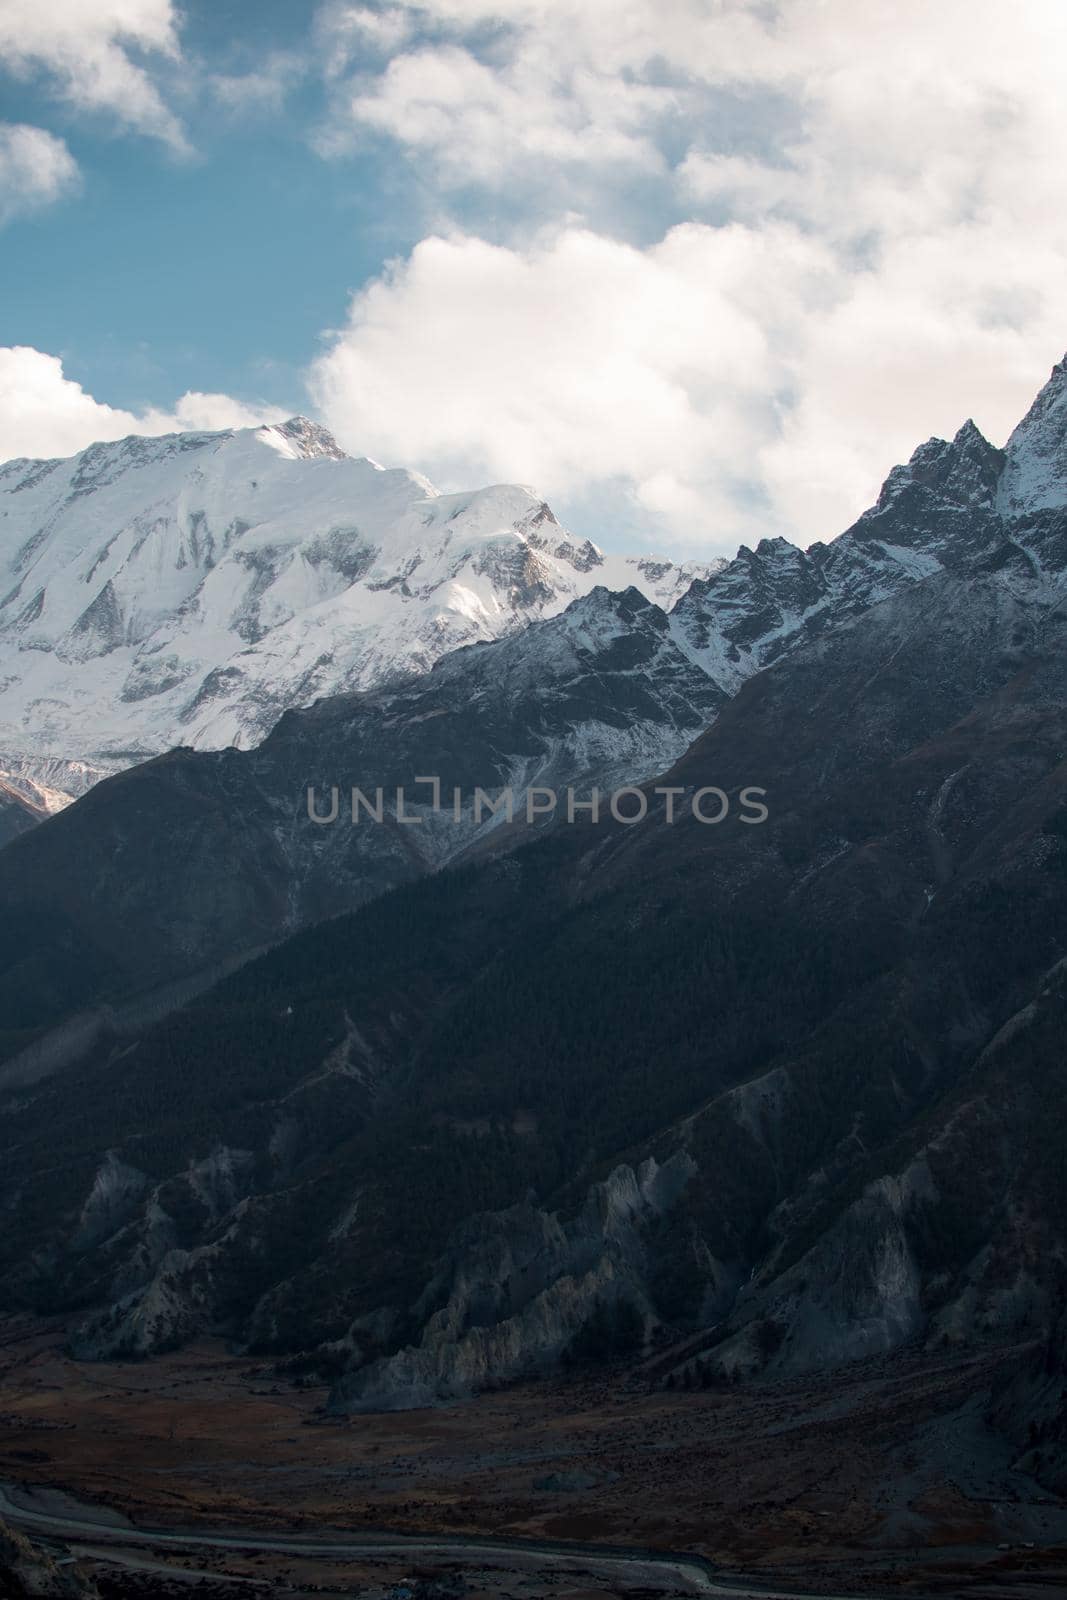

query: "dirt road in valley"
(0, 1479), (873, 1598)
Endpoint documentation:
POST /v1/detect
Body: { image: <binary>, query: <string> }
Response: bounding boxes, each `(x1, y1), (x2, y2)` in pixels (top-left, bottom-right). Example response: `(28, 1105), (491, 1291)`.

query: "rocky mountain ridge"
(5, 364), (1061, 806)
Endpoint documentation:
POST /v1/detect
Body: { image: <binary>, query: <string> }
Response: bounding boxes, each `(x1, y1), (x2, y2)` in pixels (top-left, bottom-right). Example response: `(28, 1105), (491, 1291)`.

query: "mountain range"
(2, 359), (1067, 1495)
(0, 416), (711, 801)
(0, 388), (1023, 806)
(0, 373), (1042, 1050)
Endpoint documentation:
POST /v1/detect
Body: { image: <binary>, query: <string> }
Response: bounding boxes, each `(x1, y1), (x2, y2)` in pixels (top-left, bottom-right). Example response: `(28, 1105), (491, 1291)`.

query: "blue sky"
(2, 1), (1066, 556)
(0, 2), (412, 413)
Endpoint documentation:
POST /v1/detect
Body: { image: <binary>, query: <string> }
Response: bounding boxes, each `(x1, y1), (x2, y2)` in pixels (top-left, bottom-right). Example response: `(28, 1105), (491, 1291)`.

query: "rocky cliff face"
(331, 1156), (695, 1411)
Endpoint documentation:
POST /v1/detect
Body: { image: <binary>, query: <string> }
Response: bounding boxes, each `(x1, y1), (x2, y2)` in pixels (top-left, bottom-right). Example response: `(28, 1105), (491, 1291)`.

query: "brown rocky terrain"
(0, 1318), (1065, 1598)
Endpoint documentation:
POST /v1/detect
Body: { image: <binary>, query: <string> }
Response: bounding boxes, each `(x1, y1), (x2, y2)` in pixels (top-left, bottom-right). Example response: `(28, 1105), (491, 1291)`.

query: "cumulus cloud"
(308, 224), (1067, 550)
(306, 0), (1067, 550)
(6, 3), (1064, 552)
(0, 347), (288, 463)
(335, 40), (672, 183)
(308, 226), (833, 543)
(0, 0), (187, 150)
(0, 122), (80, 224)
(322, 0), (1067, 204)
(316, 0), (779, 191)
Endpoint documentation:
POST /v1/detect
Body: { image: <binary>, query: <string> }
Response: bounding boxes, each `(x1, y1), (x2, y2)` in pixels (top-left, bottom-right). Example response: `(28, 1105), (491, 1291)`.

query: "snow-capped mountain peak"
(999, 354), (1067, 516)
(863, 419), (1004, 528)
(667, 367), (1067, 693)
(0, 420), (715, 784)
(255, 415), (349, 461)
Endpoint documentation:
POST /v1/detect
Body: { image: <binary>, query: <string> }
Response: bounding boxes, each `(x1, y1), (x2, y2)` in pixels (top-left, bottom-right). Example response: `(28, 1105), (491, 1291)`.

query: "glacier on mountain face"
(0, 417), (713, 792)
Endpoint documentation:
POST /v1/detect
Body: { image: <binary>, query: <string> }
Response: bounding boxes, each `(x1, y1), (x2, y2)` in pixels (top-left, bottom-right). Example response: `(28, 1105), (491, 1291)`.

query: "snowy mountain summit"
(0, 417), (710, 791)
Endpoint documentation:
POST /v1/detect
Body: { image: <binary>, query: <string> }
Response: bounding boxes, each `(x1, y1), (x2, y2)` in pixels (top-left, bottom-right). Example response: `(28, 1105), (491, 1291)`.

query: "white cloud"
(308, 225), (834, 547)
(309, 215), (1067, 553)
(315, 0), (770, 189)
(307, 0), (1067, 552)
(153, 392), (292, 433)
(338, 41), (672, 182)
(0, 347), (288, 463)
(5, 4), (1065, 554)
(316, 3), (413, 76)
(0, 0), (187, 150)
(0, 122), (80, 224)
(210, 54), (306, 117)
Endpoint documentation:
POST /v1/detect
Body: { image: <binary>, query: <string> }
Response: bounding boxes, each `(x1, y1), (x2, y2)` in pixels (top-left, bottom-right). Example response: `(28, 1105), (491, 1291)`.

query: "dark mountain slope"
(4, 362), (1067, 1492)
(3, 543), (1067, 1453)
(0, 585), (722, 1060)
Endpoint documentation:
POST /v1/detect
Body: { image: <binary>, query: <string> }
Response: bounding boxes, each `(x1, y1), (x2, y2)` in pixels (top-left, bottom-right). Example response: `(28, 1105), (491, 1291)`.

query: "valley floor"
(0, 1317), (1065, 1598)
